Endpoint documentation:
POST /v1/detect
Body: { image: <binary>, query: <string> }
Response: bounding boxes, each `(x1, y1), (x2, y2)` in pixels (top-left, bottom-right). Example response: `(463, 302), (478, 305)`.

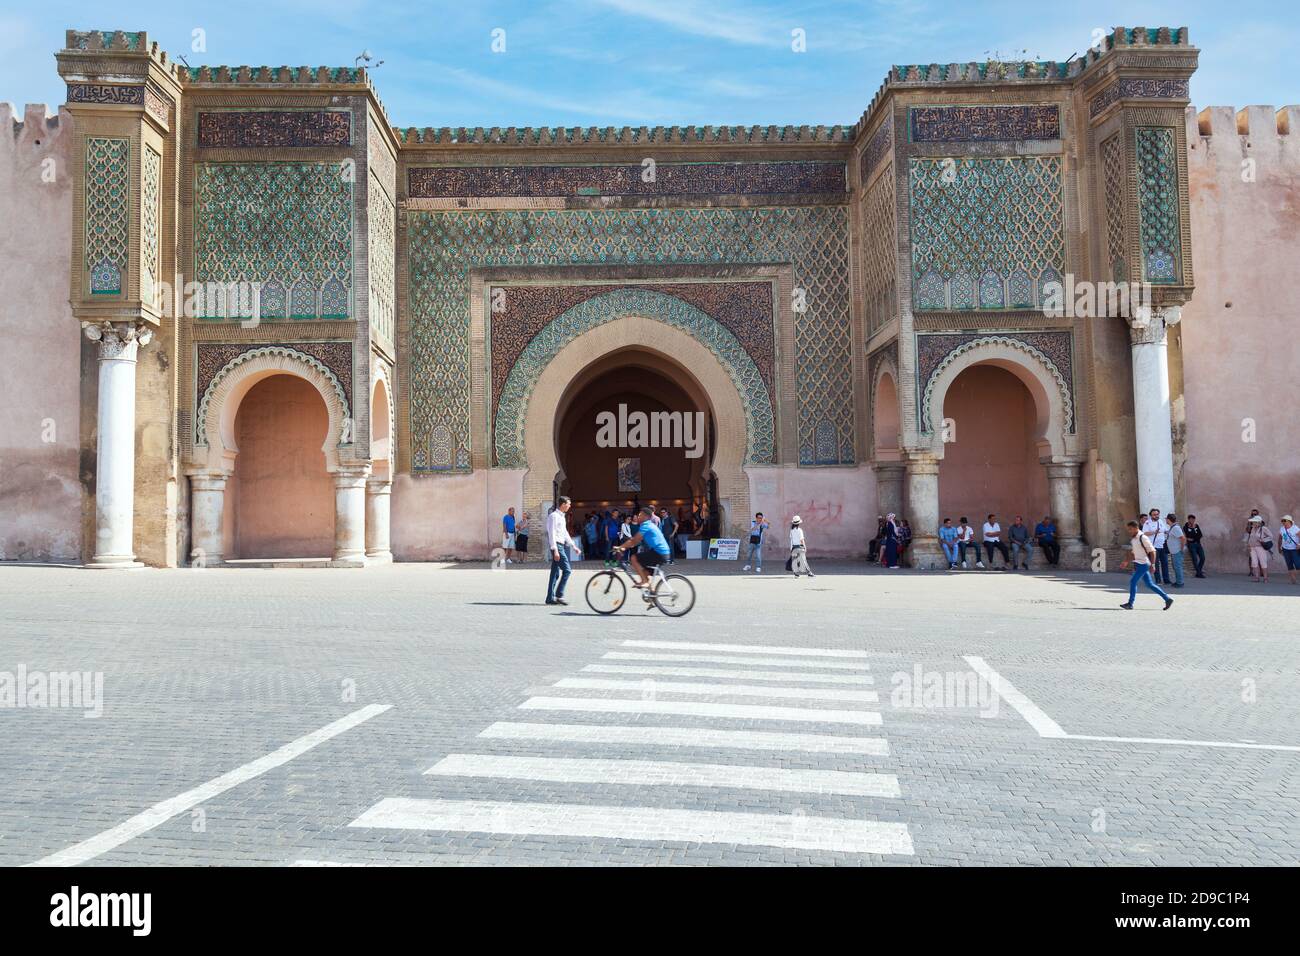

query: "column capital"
(871, 460), (907, 478)
(365, 476), (393, 494)
(82, 320), (153, 360)
(1126, 305), (1181, 345)
(332, 466), (372, 488)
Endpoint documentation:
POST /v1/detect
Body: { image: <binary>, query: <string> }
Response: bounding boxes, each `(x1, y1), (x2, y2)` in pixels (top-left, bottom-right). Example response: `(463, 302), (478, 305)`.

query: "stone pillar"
(364, 477), (393, 563)
(904, 454), (943, 569)
(188, 473), (228, 567)
(332, 467), (370, 565)
(82, 321), (152, 568)
(873, 462), (905, 521)
(1128, 307), (1178, 514)
(1043, 458), (1087, 568)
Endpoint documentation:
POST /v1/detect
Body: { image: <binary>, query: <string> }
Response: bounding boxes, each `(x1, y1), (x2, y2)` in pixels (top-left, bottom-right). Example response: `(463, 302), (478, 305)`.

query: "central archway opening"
(555, 348), (717, 535)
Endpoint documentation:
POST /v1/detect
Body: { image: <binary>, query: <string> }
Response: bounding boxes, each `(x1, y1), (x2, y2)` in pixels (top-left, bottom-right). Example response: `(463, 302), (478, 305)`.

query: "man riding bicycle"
(612, 505), (672, 588)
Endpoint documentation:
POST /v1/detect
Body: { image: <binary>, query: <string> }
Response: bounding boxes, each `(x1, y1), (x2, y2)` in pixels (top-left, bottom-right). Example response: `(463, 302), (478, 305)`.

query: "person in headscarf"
(883, 513), (901, 569)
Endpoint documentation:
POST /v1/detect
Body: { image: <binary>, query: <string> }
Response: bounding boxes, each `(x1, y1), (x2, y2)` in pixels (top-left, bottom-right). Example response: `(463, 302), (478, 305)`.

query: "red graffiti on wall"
(788, 500), (844, 526)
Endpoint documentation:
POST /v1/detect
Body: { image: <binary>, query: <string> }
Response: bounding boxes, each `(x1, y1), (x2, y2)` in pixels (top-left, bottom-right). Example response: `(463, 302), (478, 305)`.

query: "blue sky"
(2, 1), (1295, 126)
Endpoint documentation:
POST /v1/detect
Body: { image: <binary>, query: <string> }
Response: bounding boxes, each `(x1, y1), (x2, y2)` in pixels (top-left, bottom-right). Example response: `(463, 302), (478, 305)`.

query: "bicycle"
(585, 554), (696, 617)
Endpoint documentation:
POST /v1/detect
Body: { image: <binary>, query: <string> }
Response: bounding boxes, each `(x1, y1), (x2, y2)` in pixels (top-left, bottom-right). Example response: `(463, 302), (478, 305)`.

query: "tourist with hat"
(789, 515), (814, 578)
(1244, 515), (1273, 583)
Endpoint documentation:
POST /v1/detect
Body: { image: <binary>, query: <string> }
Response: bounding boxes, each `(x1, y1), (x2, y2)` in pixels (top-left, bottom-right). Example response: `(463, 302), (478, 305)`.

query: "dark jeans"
(1038, 539), (1060, 564)
(547, 548), (572, 602)
(984, 540), (1010, 566)
(959, 541), (980, 564)
(1154, 547), (1170, 584)
(1188, 540), (1206, 575)
(868, 538), (881, 561)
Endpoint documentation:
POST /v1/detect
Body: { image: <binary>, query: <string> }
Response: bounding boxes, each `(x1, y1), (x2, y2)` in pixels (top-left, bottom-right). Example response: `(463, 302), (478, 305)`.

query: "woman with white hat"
(1278, 515), (1300, 585)
(1244, 515), (1273, 583)
(789, 515), (814, 578)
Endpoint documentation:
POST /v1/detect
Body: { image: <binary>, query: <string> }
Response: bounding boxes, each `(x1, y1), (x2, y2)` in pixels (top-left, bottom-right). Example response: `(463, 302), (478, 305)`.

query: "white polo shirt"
(1129, 533), (1153, 565)
(1141, 517), (1161, 538)
(982, 521), (1001, 541)
(959, 525), (975, 544)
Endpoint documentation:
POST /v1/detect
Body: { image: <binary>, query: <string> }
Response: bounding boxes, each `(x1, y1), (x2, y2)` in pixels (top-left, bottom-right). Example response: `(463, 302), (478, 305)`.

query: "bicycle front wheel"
(651, 573), (696, 617)
(585, 571), (627, 614)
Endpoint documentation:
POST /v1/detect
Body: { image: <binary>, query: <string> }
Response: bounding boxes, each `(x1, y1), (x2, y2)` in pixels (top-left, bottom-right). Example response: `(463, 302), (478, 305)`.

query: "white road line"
(427, 754), (901, 798)
(623, 640), (869, 659)
(604, 651), (871, 671)
(26, 704), (393, 867)
(350, 798), (915, 855)
(582, 664), (874, 685)
(519, 696), (883, 726)
(963, 656), (1068, 738)
(479, 721), (890, 755)
(1062, 734), (1300, 753)
(554, 677), (879, 704)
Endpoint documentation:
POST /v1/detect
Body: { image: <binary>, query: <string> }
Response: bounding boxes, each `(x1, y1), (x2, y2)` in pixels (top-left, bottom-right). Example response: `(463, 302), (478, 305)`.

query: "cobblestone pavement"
(1, 560), (1297, 866)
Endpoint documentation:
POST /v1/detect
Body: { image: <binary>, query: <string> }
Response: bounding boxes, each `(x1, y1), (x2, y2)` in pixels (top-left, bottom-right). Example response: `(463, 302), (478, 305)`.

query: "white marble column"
(904, 454), (943, 569)
(1128, 307), (1178, 514)
(364, 477), (393, 563)
(873, 462), (905, 522)
(82, 321), (152, 569)
(1043, 458), (1086, 567)
(188, 473), (227, 567)
(333, 467), (370, 565)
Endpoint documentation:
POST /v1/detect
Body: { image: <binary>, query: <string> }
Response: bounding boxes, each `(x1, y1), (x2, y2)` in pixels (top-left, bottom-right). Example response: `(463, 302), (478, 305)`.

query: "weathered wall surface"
(1181, 105), (1300, 569)
(0, 105), (83, 562)
(745, 464), (874, 557)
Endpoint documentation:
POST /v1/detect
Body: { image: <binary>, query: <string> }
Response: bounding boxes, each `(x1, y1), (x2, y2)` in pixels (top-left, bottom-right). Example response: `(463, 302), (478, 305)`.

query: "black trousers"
(1039, 540), (1060, 564)
(984, 540), (1010, 565)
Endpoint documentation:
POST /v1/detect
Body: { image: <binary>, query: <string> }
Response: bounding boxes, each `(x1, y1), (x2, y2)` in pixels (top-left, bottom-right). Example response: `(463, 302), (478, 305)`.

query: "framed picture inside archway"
(617, 457), (641, 493)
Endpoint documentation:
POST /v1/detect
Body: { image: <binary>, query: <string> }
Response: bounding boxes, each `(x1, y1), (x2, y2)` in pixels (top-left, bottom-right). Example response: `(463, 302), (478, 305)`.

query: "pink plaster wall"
(939, 365), (1050, 527)
(390, 468), (527, 561)
(0, 105), (82, 562)
(1181, 106), (1300, 569)
(746, 464), (875, 557)
(231, 375), (334, 558)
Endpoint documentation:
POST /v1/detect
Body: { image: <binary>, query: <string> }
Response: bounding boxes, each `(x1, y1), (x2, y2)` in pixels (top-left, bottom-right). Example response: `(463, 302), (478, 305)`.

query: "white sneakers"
(742, 565), (750, 571)
(977, 561), (985, 568)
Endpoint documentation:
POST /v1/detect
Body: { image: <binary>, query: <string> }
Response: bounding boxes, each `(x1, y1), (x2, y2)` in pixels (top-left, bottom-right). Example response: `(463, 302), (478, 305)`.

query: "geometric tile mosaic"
(141, 144), (161, 307)
(85, 137), (130, 296)
(1134, 127), (1182, 285)
(193, 162), (353, 321)
(1101, 133), (1128, 284)
(908, 156), (1064, 311)
(368, 172), (396, 342)
(407, 206), (853, 473)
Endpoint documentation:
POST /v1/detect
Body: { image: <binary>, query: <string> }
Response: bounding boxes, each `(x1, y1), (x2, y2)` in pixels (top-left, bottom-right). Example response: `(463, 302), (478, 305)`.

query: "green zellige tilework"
(193, 162), (353, 321)
(407, 206), (853, 473)
(909, 156), (1065, 311)
(86, 137), (130, 295)
(1135, 127), (1182, 285)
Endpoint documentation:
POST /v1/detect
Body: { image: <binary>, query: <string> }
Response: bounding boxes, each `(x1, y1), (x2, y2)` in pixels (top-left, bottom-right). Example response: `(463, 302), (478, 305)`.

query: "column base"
(329, 554), (369, 568)
(364, 550), (394, 564)
(85, 555), (146, 570)
(1056, 538), (1089, 571)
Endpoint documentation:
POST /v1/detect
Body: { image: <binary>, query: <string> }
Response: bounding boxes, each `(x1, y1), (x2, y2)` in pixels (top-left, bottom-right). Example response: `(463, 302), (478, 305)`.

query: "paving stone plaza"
(2, 562), (1296, 867)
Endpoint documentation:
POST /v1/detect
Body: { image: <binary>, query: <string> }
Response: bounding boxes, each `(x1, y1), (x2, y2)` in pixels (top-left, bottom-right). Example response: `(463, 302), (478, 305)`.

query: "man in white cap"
(1278, 515), (1300, 585)
(789, 515), (814, 578)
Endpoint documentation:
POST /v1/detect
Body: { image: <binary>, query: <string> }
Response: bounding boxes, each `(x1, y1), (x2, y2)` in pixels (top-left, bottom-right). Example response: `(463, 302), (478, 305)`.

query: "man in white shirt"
(1141, 508), (1161, 540)
(545, 496), (579, 606)
(982, 514), (1010, 569)
(1163, 513), (1186, 588)
(958, 517), (981, 569)
(1150, 515), (1169, 584)
(1119, 520), (1173, 610)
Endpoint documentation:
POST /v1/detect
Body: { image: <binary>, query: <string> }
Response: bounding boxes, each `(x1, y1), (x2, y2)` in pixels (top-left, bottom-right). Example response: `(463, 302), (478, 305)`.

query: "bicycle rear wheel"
(585, 571), (627, 614)
(651, 573), (696, 617)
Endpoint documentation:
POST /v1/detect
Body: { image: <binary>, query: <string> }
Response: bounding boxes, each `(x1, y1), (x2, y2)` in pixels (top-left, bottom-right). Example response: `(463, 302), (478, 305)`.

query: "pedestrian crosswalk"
(345, 639), (914, 860)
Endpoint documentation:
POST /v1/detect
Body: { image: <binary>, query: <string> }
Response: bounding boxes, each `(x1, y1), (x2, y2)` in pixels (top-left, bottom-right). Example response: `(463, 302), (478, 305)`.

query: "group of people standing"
(577, 504), (710, 562)
(740, 513), (814, 577)
(1239, 508), (1300, 585)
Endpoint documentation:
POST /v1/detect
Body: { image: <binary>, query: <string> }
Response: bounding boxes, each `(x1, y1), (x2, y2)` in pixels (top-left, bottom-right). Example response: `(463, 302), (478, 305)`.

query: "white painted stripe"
(583, 664), (874, 685)
(1064, 734), (1300, 753)
(963, 656), (1067, 739)
(479, 721), (890, 755)
(520, 696), (883, 726)
(351, 798), (914, 855)
(604, 651), (871, 671)
(624, 640), (869, 659)
(555, 677), (879, 704)
(428, 754), (900, 798)
(27, 704), (393, 867)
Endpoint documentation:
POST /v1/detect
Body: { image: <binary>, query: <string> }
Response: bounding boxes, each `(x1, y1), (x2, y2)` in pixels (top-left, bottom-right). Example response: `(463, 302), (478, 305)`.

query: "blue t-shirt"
(1035, 522), (1056, 542)
(938, 526), (959, 544)
(638, 519), (672, 556)
(503, 514), (516, 534)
